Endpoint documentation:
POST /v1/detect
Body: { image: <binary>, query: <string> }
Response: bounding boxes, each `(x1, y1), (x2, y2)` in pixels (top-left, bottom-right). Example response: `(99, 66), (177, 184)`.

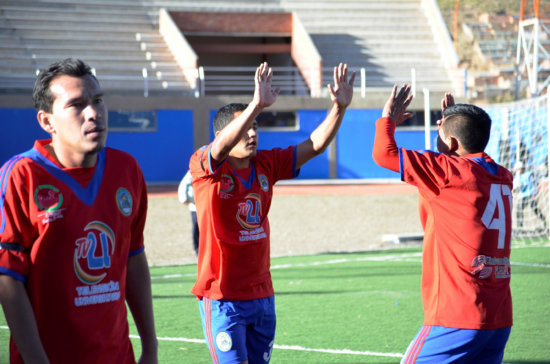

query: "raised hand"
(382, 84), (413, 125)
(441, 92), (455, 113)
(328, 63), (356, 108)
(253, 62), (280, 108)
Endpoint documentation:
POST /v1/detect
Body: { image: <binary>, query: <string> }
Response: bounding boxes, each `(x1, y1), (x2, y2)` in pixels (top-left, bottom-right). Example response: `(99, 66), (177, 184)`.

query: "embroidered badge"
(116, 188), (132, 216)
(258, 174), (269, 192)
(216, 332), (232, 352)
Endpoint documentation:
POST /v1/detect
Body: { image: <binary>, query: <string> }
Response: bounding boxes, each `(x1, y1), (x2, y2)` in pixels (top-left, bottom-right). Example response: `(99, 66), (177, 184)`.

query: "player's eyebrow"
(66, 92), (104, 105)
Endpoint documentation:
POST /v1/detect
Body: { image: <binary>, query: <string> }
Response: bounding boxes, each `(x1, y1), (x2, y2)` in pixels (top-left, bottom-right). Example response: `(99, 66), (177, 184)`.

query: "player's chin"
(82, 139), (104, 152)
(246, 145), (257, 156)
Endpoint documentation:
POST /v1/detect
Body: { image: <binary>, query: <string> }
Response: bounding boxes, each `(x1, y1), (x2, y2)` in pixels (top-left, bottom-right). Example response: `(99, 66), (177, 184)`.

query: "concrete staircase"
(0, 0), (193, 95)
(279, 0), (455, 91)
(142, 0), (459, 94)
(0, 0), (458, 96)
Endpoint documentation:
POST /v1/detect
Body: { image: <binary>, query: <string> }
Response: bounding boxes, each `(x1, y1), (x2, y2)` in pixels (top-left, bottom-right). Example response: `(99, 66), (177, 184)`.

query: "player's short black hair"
(442, 103), (492, 153)
(213, 103), (248, 133)
(32, 58), (98, 113)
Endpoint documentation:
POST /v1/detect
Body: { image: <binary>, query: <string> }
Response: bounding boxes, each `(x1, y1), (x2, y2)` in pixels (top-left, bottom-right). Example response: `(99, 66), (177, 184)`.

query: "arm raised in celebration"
(296, 63), (356, 169)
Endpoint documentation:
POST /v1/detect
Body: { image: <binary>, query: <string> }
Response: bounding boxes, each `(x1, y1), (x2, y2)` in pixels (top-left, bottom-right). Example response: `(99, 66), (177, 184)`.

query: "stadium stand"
(459, 13), (550, 100)
(0, 0), (192, 95)
(0, 0), (462, 97)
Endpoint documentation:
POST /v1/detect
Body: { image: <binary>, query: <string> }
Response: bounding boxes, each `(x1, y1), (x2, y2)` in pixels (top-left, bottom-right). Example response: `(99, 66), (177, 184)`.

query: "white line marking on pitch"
(150, 253), (423, 279)
(150, 252), (550, 280)
(270, 253), (422, 269)
(129, 335), (403, 358)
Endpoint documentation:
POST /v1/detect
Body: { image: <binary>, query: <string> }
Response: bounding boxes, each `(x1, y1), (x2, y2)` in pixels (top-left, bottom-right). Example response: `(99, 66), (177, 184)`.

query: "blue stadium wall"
(0, 108), (435, 183)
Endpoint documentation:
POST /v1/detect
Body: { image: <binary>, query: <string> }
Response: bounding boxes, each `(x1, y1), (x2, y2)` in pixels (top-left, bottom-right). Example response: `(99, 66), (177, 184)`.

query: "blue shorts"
(199, 296), (276, 364)
(401, 325), (511, 364)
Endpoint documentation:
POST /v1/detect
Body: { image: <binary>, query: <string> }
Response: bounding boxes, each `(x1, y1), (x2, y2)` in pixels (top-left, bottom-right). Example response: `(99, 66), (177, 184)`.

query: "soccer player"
(178, 169), (199, 256)
(372, 84), (513, 363)
(0, 58), (158, 363)
(190, 62), (355, 364)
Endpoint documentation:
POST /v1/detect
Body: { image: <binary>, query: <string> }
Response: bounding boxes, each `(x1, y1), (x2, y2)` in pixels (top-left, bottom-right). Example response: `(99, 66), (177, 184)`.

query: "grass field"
(3, 243), (547, 363)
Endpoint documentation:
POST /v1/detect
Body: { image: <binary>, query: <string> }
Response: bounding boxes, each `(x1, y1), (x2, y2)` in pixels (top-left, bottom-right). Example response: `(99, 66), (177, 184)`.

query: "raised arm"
(0, 275), (50, 363)
(210, 62), (280, 164)
(372, 84), (413, 172)
(441, 92), (455, 113)
(295, 63), (356, 169)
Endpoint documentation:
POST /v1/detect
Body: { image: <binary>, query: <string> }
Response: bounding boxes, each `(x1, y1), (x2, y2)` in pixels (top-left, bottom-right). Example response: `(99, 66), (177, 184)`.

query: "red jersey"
(190, 144), (298, 300)
(0, 140), (147, 364)
(374, 117), (513, 330)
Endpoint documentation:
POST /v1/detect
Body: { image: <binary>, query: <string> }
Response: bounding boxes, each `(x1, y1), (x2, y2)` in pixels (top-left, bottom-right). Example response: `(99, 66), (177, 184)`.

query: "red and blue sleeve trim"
(0, 155), (25, 233)
(292, 145), (300, 178)
(128, 245), (145, 257)
(0, 266), (26, 283)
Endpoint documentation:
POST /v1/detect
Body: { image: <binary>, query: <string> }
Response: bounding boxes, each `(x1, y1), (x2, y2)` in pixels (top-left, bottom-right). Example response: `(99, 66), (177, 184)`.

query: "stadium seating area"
(0, 0), (192, 95)
(461, 13), (550, 99)
(0, 0), (461, 97)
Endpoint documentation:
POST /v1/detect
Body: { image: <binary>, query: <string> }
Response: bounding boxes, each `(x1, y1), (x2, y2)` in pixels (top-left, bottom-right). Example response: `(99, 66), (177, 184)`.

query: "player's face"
(230, 111), (259, 159)
(45, 74), (107, 166)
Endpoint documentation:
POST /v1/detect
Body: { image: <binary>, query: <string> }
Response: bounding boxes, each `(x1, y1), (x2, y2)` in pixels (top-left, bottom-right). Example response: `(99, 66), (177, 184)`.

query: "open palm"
(253, 62), (280, 108)
(328, 63), (355, 108)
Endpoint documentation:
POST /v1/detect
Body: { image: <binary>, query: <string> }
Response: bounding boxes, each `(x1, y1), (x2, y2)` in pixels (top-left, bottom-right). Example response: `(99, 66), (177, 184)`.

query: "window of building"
(257, 111), (298, 131)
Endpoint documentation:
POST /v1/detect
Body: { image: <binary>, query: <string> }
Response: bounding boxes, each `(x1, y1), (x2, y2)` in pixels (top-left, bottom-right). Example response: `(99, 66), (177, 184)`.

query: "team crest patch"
(258, 174), (269, 192)
(221, 174), (235, 193)
(216, 331), (232, 352)
(116, 188), (133, 216)
(34, 184), (63, 211)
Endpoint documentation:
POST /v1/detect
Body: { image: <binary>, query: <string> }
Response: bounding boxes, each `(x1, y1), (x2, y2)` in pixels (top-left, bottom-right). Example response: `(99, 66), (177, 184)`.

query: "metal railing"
(191, 66), (464, 98)
(6, 64), (463, 97)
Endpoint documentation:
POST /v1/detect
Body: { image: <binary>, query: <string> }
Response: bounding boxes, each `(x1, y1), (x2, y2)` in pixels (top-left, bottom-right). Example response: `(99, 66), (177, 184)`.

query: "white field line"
(3, 250), (548, 360)
(150, 253), (423, 280)
(151, 251), (550, 281)
(0, 326), (538, 360)
(511, 262), (550, 268)
(0, 326), (403, 359)
(128, 334), (403, 358)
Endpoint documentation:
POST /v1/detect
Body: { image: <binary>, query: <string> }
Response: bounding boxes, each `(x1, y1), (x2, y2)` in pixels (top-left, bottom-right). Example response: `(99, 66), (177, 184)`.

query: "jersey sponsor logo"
(116, 188), (133, 216)
(216, 331), (232, 352)
(34, 184), (63, 211)
(35, 185), (65, 224)
(73, 221), (116, 285)
(258, 174), (269, 192)
(221, 174), (235, 193)
(239, 226), (266, 241)
(74, 280), (121, 307)
(471, 255), (511, 279)
(236, 193), (263, 230)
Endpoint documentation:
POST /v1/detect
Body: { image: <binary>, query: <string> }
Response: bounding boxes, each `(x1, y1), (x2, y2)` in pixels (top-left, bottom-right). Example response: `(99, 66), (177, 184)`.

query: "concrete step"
(5, 18), (154, 31)
(0, 0), (147, 11)
(1, 5), (147, 18)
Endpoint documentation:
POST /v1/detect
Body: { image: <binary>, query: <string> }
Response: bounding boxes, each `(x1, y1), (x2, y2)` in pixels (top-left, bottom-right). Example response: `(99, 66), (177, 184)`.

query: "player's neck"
(45, 142), (98, 168)
(227, 156), (250, 170)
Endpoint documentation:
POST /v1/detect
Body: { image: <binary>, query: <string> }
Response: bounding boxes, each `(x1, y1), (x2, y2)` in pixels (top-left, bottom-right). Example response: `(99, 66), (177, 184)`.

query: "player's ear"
(37, 110), (55, 134)
(448, 136), (459, 153)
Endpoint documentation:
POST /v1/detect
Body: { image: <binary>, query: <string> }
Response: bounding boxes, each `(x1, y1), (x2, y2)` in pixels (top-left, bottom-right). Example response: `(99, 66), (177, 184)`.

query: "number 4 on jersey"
(481, 184), (513, 249)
